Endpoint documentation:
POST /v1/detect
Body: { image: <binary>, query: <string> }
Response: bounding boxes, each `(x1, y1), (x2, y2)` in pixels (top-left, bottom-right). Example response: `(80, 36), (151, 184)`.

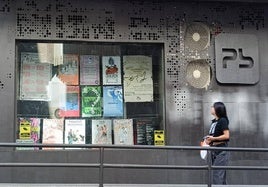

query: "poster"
(102, 56), (121, 85)
(42, 119), (64, 149)
(58, 54), (79, 85)
(18, 118), (41, 149)
(113, 119), (134, 145)
(64, 119), (86, 146)
(80, 55), (100, 85)
(81, 86), (102, 117)
(92, 119), (112, 144)
(134, 118), (157, 145)
(62, 86), (80, 117)
(20, 52), (51, 100)
(123, 55), (153, 102)
(103, 86), (123, 117)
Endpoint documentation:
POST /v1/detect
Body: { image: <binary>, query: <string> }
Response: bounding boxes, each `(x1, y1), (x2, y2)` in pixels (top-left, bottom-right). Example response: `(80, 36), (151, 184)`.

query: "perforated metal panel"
(0, 0), (10, 12)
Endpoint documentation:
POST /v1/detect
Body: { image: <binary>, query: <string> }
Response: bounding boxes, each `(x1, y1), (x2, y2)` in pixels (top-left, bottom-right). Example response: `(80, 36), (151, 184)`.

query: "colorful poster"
(134, 118), (157, 145)
(58, 54), (79, 85)
(92, 119), (112, 144)
(81, 86), (102, 117)
(64, 119), (86, 146)
(113, 119), (134, 145)
(123, 55), (153, 102)
(19, 118), (31, 140)
(103, 86), (123, 117)
(80, 55), (100, 85)
(20, 52), (51, 100)
(102, 56), (121, 85)
(18, 118), (41, 145)
(62, 86), (80, 117)
(42, 119), (64, 149)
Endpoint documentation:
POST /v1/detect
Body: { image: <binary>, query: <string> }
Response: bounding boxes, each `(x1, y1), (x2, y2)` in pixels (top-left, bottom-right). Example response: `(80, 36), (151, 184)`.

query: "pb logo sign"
(215, 33), (259, 84)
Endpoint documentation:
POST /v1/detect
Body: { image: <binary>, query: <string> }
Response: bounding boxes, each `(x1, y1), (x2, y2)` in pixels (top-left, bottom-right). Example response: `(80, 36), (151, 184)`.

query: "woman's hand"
(205, 130), (230, 144)
(205, 136), (214, 144)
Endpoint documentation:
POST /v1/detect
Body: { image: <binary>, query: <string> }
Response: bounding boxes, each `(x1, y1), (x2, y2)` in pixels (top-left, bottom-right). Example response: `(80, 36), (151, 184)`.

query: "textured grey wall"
(0, 0), (268, 184)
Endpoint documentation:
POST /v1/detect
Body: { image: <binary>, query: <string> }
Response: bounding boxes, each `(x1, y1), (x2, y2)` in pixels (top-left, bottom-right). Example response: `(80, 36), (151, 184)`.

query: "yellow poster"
(19, 120), (31, 139)
(154, 130), (165, 146)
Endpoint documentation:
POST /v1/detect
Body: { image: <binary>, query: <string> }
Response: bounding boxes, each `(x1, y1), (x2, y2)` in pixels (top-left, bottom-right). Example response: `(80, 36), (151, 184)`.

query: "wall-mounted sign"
(215, 33), (259, 84)
(154, 130), (165, 146)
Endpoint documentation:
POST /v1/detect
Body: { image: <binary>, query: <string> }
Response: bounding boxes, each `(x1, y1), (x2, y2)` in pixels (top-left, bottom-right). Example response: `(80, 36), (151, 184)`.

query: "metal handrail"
(0, 143), (267, 187)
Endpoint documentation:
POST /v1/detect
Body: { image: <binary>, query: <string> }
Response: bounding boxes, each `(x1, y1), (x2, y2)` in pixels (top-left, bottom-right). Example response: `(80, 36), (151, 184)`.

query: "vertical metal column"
(99, 147), (104, 187)
(207, 150), (212, 187)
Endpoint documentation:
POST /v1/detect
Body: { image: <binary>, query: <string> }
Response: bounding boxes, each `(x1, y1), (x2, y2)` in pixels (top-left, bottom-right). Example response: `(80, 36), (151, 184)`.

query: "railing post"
(99, 146), (104, 187)
(207, 149), (212, 187)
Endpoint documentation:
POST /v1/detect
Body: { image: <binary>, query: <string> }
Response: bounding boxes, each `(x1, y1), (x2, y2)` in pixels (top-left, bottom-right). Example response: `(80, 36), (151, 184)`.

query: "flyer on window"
(103, 86), (123, 117)
(58, 54), (79, 85)
(18, 117), (41, 144)
(134, 118), (157, 145)
(81, 86), (102, 117)
(20, 52), (51, 100)
(62, 86), (80, 117)
(102, 56), (121, 85)
(80, 55), (100, 85)
(42, 119), (64, 149)
(92, 119), (112, 144)
(64, 119), (86, 146)
(113, 119), (134, 145)
(123, 55), (153, 102)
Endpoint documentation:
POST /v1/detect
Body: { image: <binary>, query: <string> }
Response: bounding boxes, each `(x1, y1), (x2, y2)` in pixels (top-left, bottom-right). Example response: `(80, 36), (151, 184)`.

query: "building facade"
(0, 0), (268, 184)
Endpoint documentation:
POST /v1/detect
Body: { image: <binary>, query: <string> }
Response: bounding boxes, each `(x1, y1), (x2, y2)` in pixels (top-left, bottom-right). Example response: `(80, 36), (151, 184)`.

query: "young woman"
(205, 102), (230, 184)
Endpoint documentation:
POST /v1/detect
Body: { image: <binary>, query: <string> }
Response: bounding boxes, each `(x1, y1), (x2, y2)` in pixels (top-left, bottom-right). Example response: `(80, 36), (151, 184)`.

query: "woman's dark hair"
(213, 102), (228, 119)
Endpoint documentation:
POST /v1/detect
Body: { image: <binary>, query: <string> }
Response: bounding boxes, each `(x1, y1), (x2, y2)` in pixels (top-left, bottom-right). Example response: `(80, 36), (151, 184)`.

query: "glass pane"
(16, 41), (164, 148)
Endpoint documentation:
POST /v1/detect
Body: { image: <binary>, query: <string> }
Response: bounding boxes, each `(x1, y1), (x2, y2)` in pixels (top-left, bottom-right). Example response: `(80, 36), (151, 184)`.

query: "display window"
(16, 41), (164, 149)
